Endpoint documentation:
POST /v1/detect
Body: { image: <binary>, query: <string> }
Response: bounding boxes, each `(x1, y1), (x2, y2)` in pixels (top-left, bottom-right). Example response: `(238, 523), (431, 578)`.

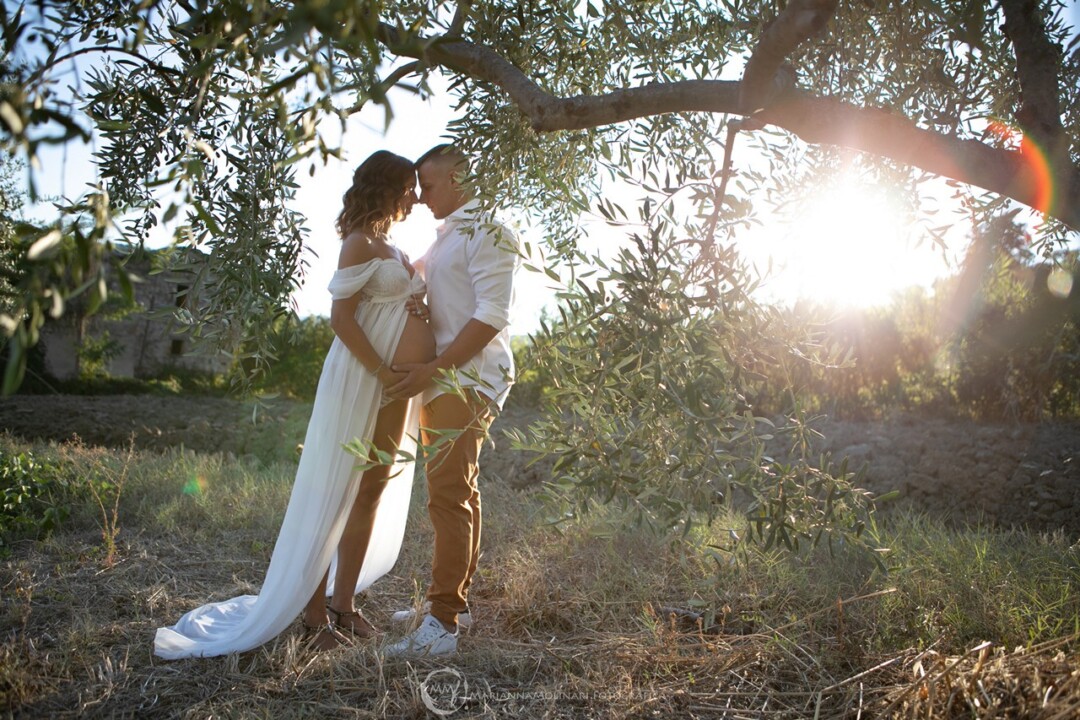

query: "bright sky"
(26, 2), (1080, 333)
(736, 174), (971, 310)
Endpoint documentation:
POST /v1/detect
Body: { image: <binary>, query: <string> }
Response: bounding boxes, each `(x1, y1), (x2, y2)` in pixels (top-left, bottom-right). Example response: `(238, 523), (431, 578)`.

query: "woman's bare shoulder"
(338, 232), (379, 269)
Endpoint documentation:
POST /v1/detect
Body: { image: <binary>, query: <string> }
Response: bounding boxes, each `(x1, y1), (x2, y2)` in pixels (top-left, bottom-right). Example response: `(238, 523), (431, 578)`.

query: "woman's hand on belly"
(386, 361), (436, 400)
(405, 294), (429, 321)
(376, 366), (406, 387)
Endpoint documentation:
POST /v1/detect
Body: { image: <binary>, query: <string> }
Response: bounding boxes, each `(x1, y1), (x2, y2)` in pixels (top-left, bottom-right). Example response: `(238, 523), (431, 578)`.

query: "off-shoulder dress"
(154, 257), (425, 659)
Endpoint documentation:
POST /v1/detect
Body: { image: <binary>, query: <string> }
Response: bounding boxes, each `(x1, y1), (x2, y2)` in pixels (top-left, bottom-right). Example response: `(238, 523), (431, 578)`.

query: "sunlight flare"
(1047, 267), (1074, 299)
(754, 180), (950, 308)
(182, 474), (208, 496)
(988, 120), (1055, 217)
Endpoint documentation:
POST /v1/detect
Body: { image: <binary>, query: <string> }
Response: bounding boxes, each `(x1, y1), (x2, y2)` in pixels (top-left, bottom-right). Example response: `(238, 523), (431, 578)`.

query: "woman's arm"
(330, 236), (403, 387)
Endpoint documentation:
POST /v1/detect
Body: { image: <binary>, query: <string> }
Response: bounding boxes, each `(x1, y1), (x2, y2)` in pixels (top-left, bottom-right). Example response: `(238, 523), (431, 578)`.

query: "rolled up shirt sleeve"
(467, 221), (519, 331)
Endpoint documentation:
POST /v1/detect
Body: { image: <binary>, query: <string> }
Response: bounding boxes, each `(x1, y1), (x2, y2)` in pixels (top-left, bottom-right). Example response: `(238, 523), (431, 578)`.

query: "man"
(384, 144), (519, 656)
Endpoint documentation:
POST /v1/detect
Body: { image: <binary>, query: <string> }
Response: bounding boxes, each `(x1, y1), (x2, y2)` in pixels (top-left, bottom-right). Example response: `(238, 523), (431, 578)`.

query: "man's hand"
(387, 361), (436, 399)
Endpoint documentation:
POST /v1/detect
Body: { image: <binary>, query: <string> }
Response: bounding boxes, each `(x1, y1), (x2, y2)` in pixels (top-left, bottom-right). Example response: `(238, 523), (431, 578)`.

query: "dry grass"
(1, 431), (1079, 719)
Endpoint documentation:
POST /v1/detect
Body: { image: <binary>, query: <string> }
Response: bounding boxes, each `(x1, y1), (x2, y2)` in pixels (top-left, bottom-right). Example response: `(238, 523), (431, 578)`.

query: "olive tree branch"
(343, 60), (424, 115)
(27, 45), (181, 89)
(375, 22), (1080, 231)
(447, 0), (470, 37)
(739, 0), (837, 115)
(999, 0), (1067, 152)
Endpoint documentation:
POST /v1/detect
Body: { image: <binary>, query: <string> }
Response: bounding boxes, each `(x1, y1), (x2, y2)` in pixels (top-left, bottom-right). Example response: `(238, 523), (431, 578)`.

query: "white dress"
(154, 258), (425, 659)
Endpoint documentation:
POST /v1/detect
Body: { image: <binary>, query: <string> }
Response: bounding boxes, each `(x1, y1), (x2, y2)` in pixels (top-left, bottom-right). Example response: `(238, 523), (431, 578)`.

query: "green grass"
(1, 431), (1078, 718)
(872, 516), (1080, 649)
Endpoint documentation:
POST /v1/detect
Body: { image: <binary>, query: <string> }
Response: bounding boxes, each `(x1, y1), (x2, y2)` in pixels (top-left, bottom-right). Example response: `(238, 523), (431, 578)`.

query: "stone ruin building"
(39, 247), (229, 381)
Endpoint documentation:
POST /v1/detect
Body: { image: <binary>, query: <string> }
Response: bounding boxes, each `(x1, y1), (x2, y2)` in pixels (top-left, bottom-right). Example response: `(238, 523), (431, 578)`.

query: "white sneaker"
(384, 614), (458, 657)
(391, 603), (473, 629)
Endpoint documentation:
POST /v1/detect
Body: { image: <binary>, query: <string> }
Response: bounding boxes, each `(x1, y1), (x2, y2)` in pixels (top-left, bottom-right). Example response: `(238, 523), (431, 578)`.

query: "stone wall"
(769, 413), (1080, 538)
(38, 249), (229, 380)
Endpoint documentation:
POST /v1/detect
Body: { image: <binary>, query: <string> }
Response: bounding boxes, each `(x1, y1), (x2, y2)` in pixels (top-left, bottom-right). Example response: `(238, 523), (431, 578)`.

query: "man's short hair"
(415, 143), (468, 171)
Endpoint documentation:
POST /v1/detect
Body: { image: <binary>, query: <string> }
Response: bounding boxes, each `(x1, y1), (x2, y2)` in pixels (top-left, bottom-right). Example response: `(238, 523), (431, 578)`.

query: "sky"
(25, 1), (1080, 336)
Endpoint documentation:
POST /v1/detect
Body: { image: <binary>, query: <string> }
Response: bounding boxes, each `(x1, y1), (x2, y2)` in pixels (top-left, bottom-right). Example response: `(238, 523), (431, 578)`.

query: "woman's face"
(396, 180), (418, 220)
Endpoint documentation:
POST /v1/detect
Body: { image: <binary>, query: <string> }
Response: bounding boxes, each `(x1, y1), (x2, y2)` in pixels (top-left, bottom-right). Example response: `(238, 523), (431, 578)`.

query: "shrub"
(248, 315), (334, 401)
(510, 224), (880, 561)
(742, 244), (1080, 421)
(946, 232), (1080, 420)
(507, 329), (558, 408)
(0, 449), (68, 551)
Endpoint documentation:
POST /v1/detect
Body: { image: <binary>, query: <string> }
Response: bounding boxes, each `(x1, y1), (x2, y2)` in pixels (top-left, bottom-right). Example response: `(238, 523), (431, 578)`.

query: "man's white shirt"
(417, 200), (520, 408)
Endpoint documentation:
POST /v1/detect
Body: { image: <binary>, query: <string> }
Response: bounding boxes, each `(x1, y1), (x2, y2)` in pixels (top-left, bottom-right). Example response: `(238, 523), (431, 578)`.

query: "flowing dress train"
(154, 259), (424, 659)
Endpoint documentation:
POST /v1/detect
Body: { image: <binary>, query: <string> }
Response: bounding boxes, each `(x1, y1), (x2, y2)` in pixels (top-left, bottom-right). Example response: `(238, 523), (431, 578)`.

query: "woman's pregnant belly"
(391, 314), (436, 366)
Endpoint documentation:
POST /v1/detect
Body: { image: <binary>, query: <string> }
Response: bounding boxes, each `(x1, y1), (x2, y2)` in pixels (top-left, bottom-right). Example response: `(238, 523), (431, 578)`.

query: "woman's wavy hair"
(336, 151), (416, 238)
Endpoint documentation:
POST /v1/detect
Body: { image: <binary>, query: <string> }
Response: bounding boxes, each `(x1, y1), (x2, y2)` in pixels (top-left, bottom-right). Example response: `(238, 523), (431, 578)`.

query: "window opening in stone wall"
(172, 284), (189, 355)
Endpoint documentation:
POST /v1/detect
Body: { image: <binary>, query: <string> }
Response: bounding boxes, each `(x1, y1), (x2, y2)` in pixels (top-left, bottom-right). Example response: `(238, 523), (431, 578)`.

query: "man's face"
(417, 160), (463, 220)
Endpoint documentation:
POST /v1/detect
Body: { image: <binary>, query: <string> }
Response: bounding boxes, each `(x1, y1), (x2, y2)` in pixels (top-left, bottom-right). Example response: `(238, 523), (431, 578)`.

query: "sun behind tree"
(754, 179), (956, 309)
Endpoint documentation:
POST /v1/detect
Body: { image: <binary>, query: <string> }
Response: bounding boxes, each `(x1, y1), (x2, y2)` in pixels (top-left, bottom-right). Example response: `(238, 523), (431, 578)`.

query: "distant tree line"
(772, 222), (1078, 421)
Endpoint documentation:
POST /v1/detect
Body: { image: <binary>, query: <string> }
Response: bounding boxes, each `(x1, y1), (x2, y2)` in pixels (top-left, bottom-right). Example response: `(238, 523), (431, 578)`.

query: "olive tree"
(1, 0), (1077, 547)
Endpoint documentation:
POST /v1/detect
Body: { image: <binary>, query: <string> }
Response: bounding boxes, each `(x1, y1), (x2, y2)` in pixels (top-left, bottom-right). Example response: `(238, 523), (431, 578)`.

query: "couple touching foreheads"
(155, 144), (519, 659)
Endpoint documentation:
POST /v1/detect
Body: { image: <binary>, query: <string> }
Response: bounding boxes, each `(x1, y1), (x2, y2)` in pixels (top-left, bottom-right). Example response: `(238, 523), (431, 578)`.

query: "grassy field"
(1, 418), (1079, 719)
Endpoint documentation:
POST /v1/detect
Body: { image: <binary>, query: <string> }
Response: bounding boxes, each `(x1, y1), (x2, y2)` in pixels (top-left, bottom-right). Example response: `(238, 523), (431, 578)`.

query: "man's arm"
(467, 221), (518, 331)
(387, 220), (518, 399)
(386, 319), (498, 399)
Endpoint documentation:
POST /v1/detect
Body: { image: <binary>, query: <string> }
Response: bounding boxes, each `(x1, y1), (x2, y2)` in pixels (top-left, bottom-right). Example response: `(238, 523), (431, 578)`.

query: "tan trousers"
(422, 390), (492, 629)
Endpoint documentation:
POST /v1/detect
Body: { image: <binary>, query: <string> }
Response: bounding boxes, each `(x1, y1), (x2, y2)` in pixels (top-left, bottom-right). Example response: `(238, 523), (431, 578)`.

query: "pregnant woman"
(155, 150), (436, 658)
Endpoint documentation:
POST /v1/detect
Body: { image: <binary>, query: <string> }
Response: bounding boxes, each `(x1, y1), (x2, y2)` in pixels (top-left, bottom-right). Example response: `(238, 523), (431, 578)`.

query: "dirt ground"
(2, 394), (1078, 537)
